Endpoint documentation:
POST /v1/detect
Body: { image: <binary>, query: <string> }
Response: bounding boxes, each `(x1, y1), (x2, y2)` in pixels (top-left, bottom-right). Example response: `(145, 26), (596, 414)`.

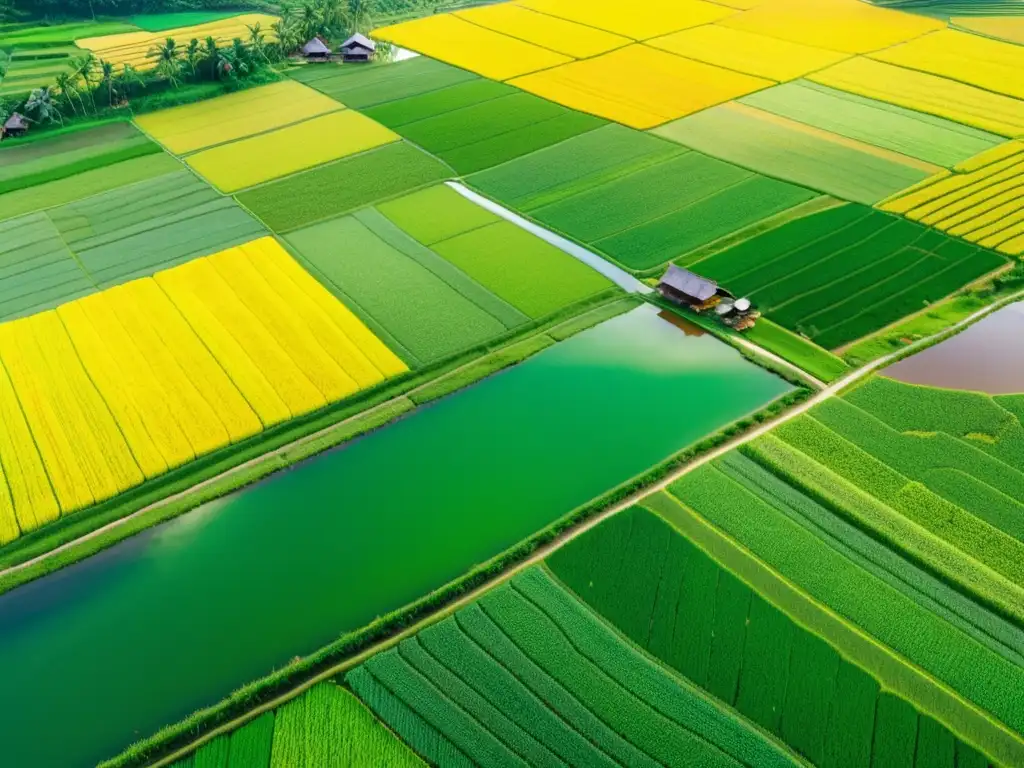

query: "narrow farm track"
(137, 291), (1024, 767)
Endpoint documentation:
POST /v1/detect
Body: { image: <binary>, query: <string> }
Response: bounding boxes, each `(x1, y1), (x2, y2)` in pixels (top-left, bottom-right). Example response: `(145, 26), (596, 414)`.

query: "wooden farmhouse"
(658, 264), (759, 329)
(301, 37), (332, 61)
(1, 112), (28, 140)
(340, 33), (376, 62)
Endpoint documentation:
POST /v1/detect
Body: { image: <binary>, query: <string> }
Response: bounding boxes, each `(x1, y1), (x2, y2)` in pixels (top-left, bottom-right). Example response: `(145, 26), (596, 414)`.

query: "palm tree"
(53, 72), (80, 116)
(202, 36), (232, 80)
(345, 0), (374, 35)
(184, 38), (202, 79)
(75, 51), (98, 112)
(26, 86), (62, 125)
(149, 37), (182, 87)
(99, 59), (115, 107)
(247, 23), (269, 63)
(119, 63), (146, 98)
(230, 38), (251, 77)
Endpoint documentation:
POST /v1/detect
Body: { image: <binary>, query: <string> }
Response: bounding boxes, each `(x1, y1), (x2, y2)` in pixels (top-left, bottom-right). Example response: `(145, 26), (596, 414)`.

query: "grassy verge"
(842, 265), (1024, 367)
(100, 382), (810, 768)
(745, 319), (850, 383)
(0, 292), (628, 584)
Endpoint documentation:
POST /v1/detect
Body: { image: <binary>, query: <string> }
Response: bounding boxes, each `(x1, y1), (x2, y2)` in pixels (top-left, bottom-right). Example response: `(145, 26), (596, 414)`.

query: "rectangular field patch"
(510, 44), (772, 129)
(517, 0), (735, 40)
(135, 80), (342, 155)
(186, 110), (399, 193)
(453, 4), (630, 57)
(654, 102), (938, 205)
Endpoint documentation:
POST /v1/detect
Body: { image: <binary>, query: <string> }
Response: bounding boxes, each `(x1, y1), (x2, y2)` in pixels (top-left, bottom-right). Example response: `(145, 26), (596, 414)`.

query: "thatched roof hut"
(340, 33), (375, 62)
(1, 112), (28, 140)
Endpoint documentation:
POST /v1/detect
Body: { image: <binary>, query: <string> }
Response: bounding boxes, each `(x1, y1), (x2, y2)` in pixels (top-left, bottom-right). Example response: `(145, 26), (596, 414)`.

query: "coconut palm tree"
(229, 38), (251, 77)
(184, 38), (202, 80)
(75, 51), (98, 112)
(247, 23), (269, 63)
(25, 86), (62, 125)
(99, 59), (116, 106)
(119, 63), (146, 98)
(149, 37), (182, 87)
(345, 0), (374, 35)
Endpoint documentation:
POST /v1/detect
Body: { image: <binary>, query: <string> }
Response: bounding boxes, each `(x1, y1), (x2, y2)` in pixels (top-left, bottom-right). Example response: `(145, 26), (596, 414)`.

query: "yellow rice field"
(718, 0), (942, 54)
(879, 141), (1024, 256)
(453, 4), (629, 58)
(515, 0), (735, 41)
(510, 44), (771, 129)
(809, 57), (1024, 138)
(951, 16), (1024, 47)
(373, 13), (569, 81)
(647, 24), (849, 82)
(186, 110), (399, 193)
(135, 81), (342, 155)
(75, 13), (278, 71)
(0, 237), (405, 544)
(871, 29), (1024, 101)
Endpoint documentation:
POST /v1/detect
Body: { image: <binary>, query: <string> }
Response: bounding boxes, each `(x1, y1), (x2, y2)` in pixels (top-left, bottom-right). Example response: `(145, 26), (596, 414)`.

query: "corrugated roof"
(341, 33), (376, 51)
(659, 264), (717, 301)
(302, 37), (331, 55)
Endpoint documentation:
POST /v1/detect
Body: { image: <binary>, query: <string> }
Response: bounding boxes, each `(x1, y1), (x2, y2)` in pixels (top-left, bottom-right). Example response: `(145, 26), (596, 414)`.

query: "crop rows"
(169, 683), (421, 768)
(135, 80), (342, 156)
(349, 567), (799, 767)
(454, 3), (629, 58)
(364, 80), (605, 175)
(0, 237), (405, 544)
(690, 203), (1006, 349)
(74, 13), (278, 71)
(547, 503), (997, 767)
(880, 141), (1024, 256)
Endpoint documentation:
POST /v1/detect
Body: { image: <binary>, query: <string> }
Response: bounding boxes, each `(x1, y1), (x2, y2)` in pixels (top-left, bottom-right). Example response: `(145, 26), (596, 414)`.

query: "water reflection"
(884, 302), (1024, 394)
(658, 309), (706, 337)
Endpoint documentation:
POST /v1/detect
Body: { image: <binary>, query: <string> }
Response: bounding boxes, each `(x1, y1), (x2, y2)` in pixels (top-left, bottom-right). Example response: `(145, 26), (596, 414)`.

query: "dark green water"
(0, 305), (791, 767)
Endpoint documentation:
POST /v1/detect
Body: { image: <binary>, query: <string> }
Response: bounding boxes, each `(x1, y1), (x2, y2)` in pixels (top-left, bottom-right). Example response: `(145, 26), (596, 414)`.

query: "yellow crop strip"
(257, 242), (408, 379)
(58, 301), (170, 480)
(135, 81), (342, 156)
(955, 141), (1023, 174)
(810, 57), (1024, 138)
(871, 30), (1024, 101)
(511, 44), (771, 129)
(0, 239), (404, 543)
(75, 13), (278, 71)
(0, 357), (58, 539)
(951, 16), (1024, 47)
(453, 4), (629, 58)
(374, 13), (570, 80)
(647, 25), (849, 82)
(186, 110), (399, 193)
(718, 0), (942, 54)
(515, 0), (735, 40)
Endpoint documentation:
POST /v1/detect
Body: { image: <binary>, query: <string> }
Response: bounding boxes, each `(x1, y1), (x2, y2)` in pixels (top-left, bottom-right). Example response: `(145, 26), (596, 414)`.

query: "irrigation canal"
(0, 304), (791, 767)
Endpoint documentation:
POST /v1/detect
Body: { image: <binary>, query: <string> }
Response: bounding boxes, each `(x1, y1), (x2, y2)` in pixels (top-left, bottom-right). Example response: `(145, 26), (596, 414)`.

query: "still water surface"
(0, 305), (791, 767)
(885, 302), (1024, 394)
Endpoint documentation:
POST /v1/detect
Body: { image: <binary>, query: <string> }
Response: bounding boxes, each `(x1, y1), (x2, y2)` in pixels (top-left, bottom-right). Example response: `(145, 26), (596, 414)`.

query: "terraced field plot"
(471, 126), (817, 272)
(0, 121), (162, 196)
(871, 29), (1024, 101)
(290, 55), (477, 109)
(74, 13), (278, 71)
(135, 80), (342, 155)
(0, 237), (405, 544)
(740, 81), (1003, 169)
(549, 503), (1005, 766)
(363, 80), (605, 174)
(646, 25), (848, 82)
(654, 102), (940, 206)
(511, 44), (773, 130)
(373, 14), (570, 81)
(187, 109), (399, 193)
(880, 141), (1024, 257)
(168, 683), (423, 768)
(287, 184), (614, 366)
(688, 203), (1007, 349)
(349, 567), (803, 768)
(809, 57), (1024, 138)
(0, 151), (180, 223)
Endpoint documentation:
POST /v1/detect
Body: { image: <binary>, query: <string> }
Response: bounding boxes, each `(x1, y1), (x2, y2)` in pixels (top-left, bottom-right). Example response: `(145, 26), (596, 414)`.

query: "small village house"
(1, 112), (28, 140)
(301, 37), (332, 62)
(340, 33), (376, 63)
(658, 264), (759, 329)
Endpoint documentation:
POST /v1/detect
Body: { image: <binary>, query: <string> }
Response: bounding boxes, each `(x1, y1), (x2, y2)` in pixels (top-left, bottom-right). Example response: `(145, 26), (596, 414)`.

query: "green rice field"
(4, 6), (1024, 768)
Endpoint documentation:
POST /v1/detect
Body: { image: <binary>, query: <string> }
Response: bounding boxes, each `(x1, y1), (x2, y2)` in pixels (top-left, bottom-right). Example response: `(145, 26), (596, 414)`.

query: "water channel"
(0, 305), (792, 767)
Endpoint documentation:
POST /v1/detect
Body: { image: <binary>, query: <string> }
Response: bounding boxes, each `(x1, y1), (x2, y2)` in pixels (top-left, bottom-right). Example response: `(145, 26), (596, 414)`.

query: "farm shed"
(658, 264), (729, 312)
(302, 37), (332, 61)
(1, 112), (28, 140)
(340, 33), (376, 62)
